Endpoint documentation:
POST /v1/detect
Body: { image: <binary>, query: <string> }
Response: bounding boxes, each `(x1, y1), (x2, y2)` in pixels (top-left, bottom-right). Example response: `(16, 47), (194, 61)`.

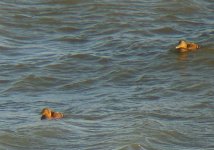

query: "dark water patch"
(44, 0), (82, 5)
(0, 63), (37, 74)
(60, 53), (100, 61)
(37, 17), (63, 25)
(98, 56), (113, 64)
(143, 95), (160, 101)
(154, 1), (200, 15)
(57, 26), (80, 33)
(151, 27), (183, 35)
(158, 14), (180, 21)
(0, 79), (11, 84)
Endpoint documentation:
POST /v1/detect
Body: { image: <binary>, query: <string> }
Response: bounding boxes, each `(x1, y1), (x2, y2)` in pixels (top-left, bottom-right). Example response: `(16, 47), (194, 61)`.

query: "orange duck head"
(41, 108), (63, 120)
(176, 40), (200, 52)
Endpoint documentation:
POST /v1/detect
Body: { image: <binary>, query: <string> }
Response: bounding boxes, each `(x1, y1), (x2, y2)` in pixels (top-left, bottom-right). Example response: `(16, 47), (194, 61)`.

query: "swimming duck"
(176, 40), (200, 52)
(41, 107), (63, 120)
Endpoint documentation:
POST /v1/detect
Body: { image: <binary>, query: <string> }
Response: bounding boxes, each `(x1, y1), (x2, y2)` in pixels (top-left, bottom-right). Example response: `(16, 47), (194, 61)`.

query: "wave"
(4, 75), (65, 92)
(60, 78), (98, 90)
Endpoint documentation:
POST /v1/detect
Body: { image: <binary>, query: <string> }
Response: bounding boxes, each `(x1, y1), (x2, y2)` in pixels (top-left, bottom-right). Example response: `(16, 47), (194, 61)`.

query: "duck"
(176, 40), (200, 52)
(41, 107), (63, 120)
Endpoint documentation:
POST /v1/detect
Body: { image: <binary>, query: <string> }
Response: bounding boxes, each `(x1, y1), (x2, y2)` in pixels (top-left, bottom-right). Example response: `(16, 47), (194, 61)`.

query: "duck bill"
(41, 115), (47, 120)
(176, 45), (181, 49)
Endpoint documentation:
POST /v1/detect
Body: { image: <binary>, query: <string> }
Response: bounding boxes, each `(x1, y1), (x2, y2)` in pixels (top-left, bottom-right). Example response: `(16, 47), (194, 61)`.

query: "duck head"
(40, 107), (63, 120)
(176, 40), (188, 49)
(41, 107), (53, 120)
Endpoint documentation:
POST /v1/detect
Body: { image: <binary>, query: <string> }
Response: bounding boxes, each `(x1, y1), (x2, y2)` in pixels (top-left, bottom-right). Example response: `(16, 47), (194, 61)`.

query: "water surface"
(0, 0), (213, 150)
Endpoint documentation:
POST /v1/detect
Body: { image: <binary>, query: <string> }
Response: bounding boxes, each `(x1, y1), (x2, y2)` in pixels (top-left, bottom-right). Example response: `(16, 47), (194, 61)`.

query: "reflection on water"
(0, 0), (213, 150)
(177, 52), (189, 61)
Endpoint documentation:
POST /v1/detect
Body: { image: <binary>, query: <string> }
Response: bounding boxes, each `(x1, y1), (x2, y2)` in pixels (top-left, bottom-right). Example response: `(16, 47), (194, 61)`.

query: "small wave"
(0, 131), (41, 149)
(116, 143), (147, 150)
(108, 68), (137, 82)
(70, 114), (108, 121)
(59, 53), (112, 65)
(145, 131), (194, 149)
(171, 82), (211, 93)
(5, 75), (63, 92)
(187, 101), (214, 109)
(0, 44), (14, 50)
(54, 35), (88, 43)
(60, 53), (99, 60)
(60, 78), (97, 90)
(44, 0), (81, 5)
(147, 110), (194, 121)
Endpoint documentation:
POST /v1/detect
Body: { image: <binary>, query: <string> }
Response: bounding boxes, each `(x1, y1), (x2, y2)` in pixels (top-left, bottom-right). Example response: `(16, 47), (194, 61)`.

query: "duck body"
(41, 108), (63, 120)
(176, 40), (200, 52)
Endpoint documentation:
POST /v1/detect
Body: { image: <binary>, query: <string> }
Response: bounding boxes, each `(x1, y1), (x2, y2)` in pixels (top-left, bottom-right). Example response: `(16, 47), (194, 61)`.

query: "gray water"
(0, 0), (213, 150)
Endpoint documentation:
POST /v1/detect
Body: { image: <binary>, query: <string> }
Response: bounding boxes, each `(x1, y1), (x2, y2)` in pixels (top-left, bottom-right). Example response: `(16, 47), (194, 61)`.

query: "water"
(0, 0), (213, 150)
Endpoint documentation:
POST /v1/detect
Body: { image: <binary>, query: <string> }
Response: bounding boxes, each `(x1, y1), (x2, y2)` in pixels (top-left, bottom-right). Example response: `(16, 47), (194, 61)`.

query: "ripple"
(54, 35), (88, 43)
(171, 81), (211, 93)
(117, 144), (147, 150)
(107, 68), (138, 85)
(44, 0), (81, 5)
(5, 75), (65, 92)
(57, 53), (113, 67)
(60, 78), (98, 90)
(187, 101), (214, 109)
